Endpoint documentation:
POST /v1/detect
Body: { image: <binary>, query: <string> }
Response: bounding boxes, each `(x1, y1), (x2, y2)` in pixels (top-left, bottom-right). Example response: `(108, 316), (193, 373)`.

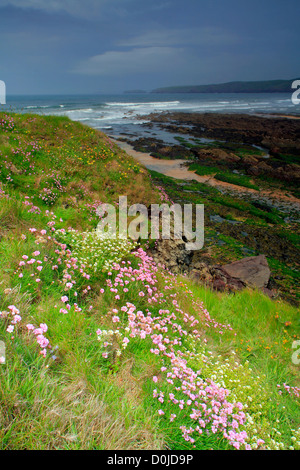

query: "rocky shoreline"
(140, 111), (300, 155)
(112, 112), (300, 305)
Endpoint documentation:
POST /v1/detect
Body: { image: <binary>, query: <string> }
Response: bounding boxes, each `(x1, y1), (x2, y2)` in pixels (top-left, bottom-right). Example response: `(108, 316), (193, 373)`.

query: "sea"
(3, 92), (300, 144)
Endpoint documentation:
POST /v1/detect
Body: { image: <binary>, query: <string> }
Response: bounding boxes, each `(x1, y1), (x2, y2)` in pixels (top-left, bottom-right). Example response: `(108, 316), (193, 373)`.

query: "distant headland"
(151, 78), (298, 94)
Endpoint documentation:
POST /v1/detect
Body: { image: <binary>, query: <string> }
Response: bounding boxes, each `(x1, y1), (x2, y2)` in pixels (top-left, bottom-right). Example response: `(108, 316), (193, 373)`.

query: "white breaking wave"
(52, 96), (296, 128)
(14, 93), (298, 135)
(24, 105), (51, 109)
(66, 108), (93, 113)
(105, 100), (180, 107)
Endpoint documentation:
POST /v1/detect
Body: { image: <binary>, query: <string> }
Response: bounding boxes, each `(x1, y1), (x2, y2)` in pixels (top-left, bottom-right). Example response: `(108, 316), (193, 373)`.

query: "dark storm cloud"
(0, 0), (299, 94)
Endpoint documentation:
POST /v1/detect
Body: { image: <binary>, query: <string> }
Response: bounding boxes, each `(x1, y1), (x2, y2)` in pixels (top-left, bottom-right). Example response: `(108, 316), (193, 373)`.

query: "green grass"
(188, 162), (221, 176)
(273, 153), (300, 165)
(187, 161), (261, 190)
(214, 172), (260, 191)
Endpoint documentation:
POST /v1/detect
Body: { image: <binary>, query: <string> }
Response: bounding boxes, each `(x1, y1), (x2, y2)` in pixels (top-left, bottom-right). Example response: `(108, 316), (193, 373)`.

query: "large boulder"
(190, 262), (246, 292)
(221, 254), (270, 289)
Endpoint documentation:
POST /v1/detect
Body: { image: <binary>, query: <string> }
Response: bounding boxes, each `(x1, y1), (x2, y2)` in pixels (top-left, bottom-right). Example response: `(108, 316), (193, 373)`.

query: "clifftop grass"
(0, 112), (299, 450)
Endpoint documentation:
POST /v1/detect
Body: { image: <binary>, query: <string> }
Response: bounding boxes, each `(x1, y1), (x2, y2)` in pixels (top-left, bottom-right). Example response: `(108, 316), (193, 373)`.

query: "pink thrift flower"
(33, 328), (43, 335)
(40, 323), (48, 333)
(11, 314), (21, 324)
(36, 335), (49, 348)
(8, 305), (19, 314)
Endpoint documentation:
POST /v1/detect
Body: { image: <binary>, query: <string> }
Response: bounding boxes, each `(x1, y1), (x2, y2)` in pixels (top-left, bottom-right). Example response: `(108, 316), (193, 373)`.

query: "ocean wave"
(105, 101), (180, 107)
(66, 108), (93, 113)
(24, 105), (51, 109)
(15, 94), (298, 135)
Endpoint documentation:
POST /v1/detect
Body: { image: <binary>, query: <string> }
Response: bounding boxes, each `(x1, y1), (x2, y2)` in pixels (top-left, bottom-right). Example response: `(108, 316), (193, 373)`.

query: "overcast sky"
(0, 0), (299, 94)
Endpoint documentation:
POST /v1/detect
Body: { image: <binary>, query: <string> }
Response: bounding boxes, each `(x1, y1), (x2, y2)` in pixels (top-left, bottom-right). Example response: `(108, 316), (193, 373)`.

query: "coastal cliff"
(152, 78), (297, 94)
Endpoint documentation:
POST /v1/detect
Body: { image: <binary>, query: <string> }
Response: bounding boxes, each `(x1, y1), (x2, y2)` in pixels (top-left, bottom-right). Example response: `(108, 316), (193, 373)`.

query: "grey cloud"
(0, 0), (117, 18)
(118, 27), (238, 48)
(72, 47), (186, 76)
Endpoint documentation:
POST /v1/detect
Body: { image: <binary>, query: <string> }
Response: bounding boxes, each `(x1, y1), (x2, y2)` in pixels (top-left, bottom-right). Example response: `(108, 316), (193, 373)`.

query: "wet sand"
(112, 139), (208, 181)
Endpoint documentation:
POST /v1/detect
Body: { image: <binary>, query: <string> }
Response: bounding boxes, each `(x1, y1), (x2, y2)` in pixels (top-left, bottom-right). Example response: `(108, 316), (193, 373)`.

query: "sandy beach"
(112, 137), (300, 208)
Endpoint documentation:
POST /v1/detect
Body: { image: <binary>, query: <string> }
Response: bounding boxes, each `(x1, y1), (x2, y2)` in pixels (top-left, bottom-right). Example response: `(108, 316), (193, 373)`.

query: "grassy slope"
(0, 112), (299, 450)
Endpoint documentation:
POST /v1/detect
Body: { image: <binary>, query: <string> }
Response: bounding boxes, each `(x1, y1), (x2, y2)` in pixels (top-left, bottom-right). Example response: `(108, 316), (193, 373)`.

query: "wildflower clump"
(96, 327), (129, 362)
(0, 114), (15, 132)
(0, 304), (50, 358)
(93, 248), (300, 450)
(93, 250), (256, 449)
(56, 228), (137, 274)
